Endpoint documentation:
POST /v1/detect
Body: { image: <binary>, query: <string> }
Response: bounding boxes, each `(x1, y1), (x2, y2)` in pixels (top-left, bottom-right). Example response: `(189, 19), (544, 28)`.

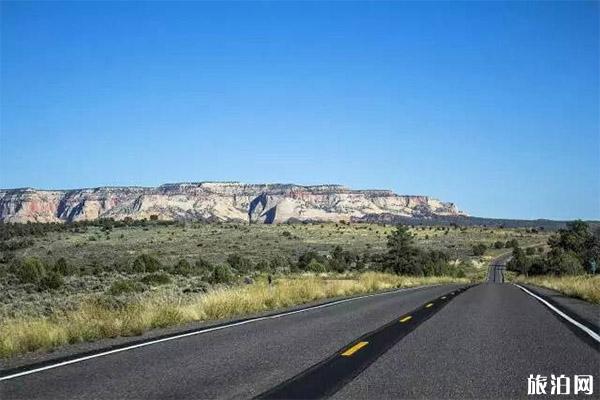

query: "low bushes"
(131, 254), (161, 273)
(13, 258), (46, 286)
(108, 279), (146, 295)
(172, 257), (213, 276)
(472, 243), (487, 256)
(9, 257), (66, 291)
(140, 272), (172, 286)
(207, 264), (235, 284)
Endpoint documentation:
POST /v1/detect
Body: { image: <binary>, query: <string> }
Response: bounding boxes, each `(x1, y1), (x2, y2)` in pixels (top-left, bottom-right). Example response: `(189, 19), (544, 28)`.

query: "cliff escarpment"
(0, 182), (465, 223)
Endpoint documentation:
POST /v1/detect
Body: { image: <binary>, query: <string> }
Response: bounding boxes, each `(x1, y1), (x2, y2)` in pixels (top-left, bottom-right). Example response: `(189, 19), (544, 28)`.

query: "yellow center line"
(341, 341), (369, 357)
(425, 303), (434, 308)
(399, 316), (412, 323)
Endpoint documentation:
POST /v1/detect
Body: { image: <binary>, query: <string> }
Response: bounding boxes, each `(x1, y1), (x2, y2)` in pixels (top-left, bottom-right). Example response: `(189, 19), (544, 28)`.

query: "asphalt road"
(487, 263), (506, 283)
(1, 280), (598, 399)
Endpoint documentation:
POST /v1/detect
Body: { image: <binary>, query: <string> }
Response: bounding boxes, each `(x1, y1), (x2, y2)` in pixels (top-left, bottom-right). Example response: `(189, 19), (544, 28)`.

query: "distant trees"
(0, 218), (177, 242)
(507, 245), (529, 275)
(383, 226), (462, 277)
(509, 221), (599, 276)
(329, 245), (359, 272)
(384, 226), (423, 275)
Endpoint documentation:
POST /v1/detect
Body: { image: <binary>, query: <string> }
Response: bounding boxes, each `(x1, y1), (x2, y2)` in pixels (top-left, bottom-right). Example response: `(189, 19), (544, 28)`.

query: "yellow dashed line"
(341, 341), (369, 357)
(425, 303), (434, 308)
(399, 316), (412, 323)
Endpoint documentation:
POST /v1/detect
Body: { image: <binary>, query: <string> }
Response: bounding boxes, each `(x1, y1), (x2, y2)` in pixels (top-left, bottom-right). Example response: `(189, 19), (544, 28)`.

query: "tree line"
(507, 220), (599, 276)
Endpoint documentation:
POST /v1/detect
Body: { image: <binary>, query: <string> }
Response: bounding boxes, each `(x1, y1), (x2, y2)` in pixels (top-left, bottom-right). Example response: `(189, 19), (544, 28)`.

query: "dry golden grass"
(0, 273), (467, 358)
(513, 275), (600, 304)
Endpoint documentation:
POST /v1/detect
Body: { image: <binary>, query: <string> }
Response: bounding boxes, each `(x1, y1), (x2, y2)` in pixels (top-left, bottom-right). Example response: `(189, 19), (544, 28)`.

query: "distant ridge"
(0, 182), (464, 224)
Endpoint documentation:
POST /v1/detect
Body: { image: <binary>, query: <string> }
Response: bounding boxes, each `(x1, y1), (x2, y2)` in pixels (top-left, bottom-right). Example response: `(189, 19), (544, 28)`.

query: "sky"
(0, 1), (598, 220)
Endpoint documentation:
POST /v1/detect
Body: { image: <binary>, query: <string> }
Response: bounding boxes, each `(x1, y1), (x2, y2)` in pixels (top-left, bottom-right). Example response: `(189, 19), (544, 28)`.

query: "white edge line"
(0, 284), (442, 381)
(513, 284), (600, 344)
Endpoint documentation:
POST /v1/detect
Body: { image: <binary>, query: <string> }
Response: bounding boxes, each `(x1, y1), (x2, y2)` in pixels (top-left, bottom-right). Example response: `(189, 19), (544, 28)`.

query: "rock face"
(0, 182), (465, 224)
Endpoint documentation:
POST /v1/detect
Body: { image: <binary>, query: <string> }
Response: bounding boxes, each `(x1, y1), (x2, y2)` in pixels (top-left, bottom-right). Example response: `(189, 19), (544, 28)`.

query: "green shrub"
(172, 257), (212, 276)
(54, 257), (75, 276)
(421, 251), (451, 276)
(507, 246), (529, 275)
(472, 243), (487, 256)
(14, 258), (47, 285)
(226, 254), (252, 273)
(297, 251), (325, 270)
(254, 259), (272, 272)
(39, 271), (64, 291)
(131, 254), (161, 273)
(307, 259), (327, 273)
(269, 256), (291, 272)
(207, 264), (234, 284)
(108, 279), (146, 295)
(328, 246), (359, 272)
(195, 257), (213, 273)
(172, 259), (193, 276)
(140, 272), (172, 286)
(547, 250), (585, 276)
(494, 241), (504, 249)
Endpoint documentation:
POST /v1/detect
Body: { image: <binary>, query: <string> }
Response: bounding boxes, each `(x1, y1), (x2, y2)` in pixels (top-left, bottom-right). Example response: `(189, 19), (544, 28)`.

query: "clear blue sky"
(1, 1), (598, 220)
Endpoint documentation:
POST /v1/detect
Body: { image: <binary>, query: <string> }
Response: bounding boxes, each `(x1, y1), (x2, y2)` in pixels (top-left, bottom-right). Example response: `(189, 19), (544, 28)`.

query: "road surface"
(488, 263), (506, 283)
(1, 279), (598, 399)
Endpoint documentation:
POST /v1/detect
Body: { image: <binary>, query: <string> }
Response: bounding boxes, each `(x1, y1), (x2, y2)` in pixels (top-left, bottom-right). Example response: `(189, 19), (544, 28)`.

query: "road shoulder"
(517, 284), (599, 334)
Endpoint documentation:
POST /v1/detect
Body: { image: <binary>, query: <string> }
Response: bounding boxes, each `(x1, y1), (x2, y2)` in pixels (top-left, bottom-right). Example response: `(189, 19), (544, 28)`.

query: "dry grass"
(0, 273), (467, 358)
(512, 274), (600, 304)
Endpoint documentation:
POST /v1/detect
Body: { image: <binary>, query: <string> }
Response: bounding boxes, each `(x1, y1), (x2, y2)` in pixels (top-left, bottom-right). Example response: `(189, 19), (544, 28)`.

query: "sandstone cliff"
(0, 182), (465, 223)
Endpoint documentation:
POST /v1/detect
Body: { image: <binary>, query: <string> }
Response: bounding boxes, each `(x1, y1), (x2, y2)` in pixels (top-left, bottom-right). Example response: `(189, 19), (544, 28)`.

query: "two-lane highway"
(0, 284), (466, 399)
(334, 283), (598, 399)
(1, 278), (598, 399)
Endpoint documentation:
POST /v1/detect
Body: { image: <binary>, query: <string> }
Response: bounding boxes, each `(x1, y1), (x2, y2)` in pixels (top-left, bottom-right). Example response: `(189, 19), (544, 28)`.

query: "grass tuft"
(512, 274), (600, 304)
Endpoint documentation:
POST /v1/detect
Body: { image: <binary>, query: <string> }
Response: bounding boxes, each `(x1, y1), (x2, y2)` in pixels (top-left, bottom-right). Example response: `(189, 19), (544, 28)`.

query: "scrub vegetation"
(507, 221), (600, 303)
(0, 220), (549, 357)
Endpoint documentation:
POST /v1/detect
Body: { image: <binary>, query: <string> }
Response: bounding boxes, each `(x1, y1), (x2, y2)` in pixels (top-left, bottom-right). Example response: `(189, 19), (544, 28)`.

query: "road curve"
(1, 281), (598, 399)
